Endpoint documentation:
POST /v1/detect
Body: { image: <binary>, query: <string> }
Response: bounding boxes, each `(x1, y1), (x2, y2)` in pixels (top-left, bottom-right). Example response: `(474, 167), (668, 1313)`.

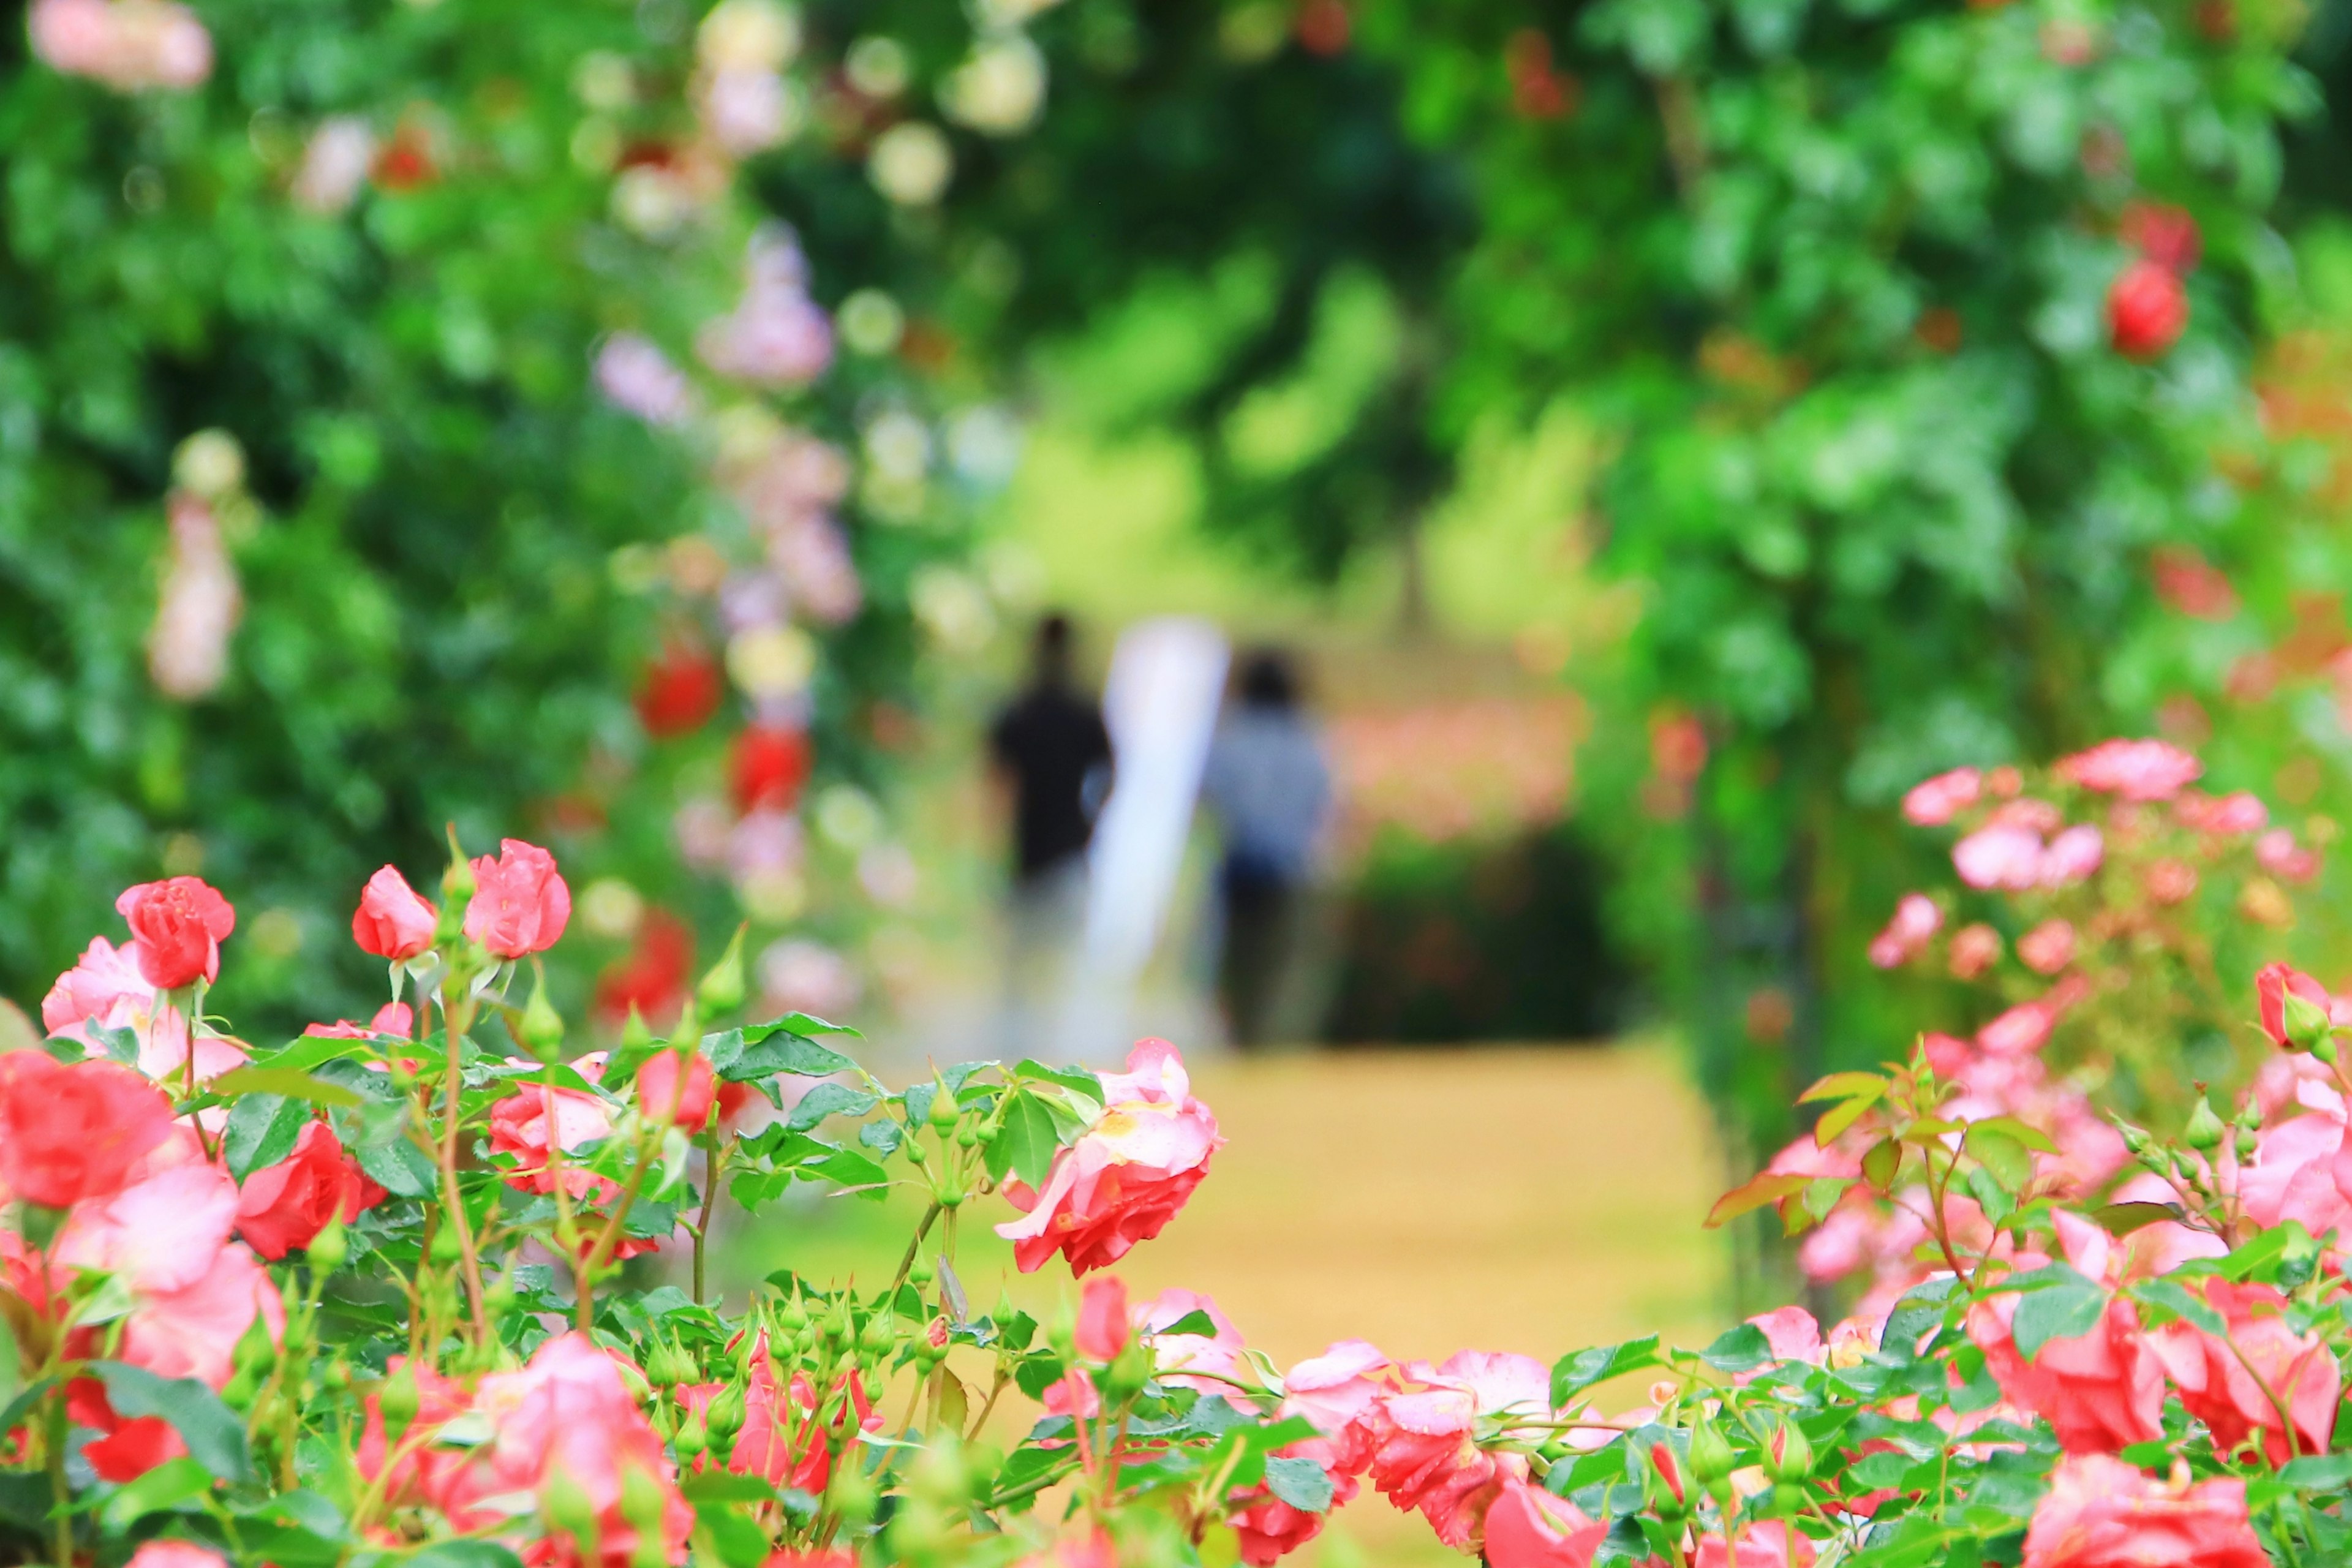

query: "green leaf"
(1698, 1322), (1770, 1374)
(2132, 1278), (2226, 1335)
(682, 1472), (781, 1504)
(1814, 1082), (1885, 1145)
(1016, 1060), (1106, 1100)
(1550, 1336), (1660, 1405)
(1963, 1125), (2032, 1189)
(986, 1091), (1063, 1191)
(1154, 1310), (1219, 1339)
(2280, 1454), (2352, 1490)
(706, 1021), (856, 1083)
(1799, 1071), (1887, 1103)
(694, 1501), (772, 1568)
(354, 1137), (438, 1199)
(1861, 1137), (1901, 1191)
(1705, 1171), (1810, 1228)
(208, 1066), (362, 1107)
(2011, 1275), (2106, 1360)
(2090, 1202), (2184, 1237)
(224, 1093), (309, 1180)
(1262, 1454), (1336, 1513)
(405, 1544), (527, 1568)
(102, 1454), (213, 1530)
(92, 1361), (252, 1483)
(1965, 1115), (2057, 1154)
(785, 1083), (878, 1132)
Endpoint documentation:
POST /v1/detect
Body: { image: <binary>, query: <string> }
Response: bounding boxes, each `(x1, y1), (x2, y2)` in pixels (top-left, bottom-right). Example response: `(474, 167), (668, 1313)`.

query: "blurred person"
(1200, 647), (1333, 1049)
(989, 612), (1113, 1054)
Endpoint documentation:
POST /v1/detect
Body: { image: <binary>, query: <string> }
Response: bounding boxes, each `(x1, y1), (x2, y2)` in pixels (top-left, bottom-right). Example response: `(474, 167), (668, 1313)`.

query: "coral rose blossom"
(0, 1054), (174, 1208)
(2147, 1279), (2337, 1463)
(489, 1072), (619, 1203)
(123, 1542), (230, 1568)
(1368, 1351), (1551, 1548)
(1969, 1290), (2162, 1453)
(679, 1330), (880, 1494)
(996, 1038), (1223, 1275)
(1281, 1340), (1394, 1477)
(2255, 961), (2332, 1050)
(1075, 1273), (1131, 1360)
(235, 1122), (386, 1260)
(356, 1356), (483, 1526)
(1229, 1434), (1362, 1566)
(116, 876), (235, 991)
(1481, 1478), (1612, 1568)
(352, 864), (437, 960)
(1902, 766), (1981, 826)
(463, 838), (572, 959)
(1139, 1288), (1248, 1393)
(635, 1047), (717, 1130)
(2021, 1453), (2267, 1568)
(469, 1332), (693, 1567)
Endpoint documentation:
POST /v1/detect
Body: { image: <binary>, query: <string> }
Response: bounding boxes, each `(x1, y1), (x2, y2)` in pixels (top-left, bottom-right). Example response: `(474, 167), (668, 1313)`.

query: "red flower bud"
(2109, 260), (2187, 360)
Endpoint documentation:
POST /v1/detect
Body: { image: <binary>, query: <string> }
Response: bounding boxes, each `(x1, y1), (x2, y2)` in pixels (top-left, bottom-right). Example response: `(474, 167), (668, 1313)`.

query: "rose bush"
(9, 756), (2352, 1567)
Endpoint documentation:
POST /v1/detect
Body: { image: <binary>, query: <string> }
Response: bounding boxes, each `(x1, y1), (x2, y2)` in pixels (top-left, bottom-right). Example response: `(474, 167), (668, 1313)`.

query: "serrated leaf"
(984, 1091), (1062, 1191)
(1698, 1322), (1771, 1373)
(786, 1083), (878, 1132)
(102, 1454), (212, 1530)
(1965, 1115), (2057, 1154)
(1263, 1454), (1336, 1513)
(92, 1361), (252, 1482)
(1814, 1084), (1886, 1145)
(354, 1137), (438, 1199)
(224, 1093), (310, 1180)
(2011, 1279), (2106, 1360)
(1550, 1336), (1659, 1405)
(1016, 1059), (1106, 1100)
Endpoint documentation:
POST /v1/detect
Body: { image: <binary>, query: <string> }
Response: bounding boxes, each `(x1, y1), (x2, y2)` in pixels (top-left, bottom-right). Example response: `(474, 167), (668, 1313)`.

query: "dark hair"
(1035, 612), (1074, 670)
(1237, 648), (1298, 709)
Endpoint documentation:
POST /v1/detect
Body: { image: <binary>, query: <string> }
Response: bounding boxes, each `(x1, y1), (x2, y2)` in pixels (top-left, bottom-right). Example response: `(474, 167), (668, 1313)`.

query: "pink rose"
(2237, 1107), (2352, 1237)
(1868, 894), (1941, 969)
(2021, 1453), (2267, 1568)
(2177, 791), (2266, 836)
(0, 1054), (174, 1208)
(1076, 1273), (1131, 1360)
(1228, 1435), (1362, 1566)
(356, 1356), (482, 1526)
(1978, 1000), (2056, 1058)
(2256, 828), (2320, 881)
(1368, 1351), (1550, 1547)
(635, 1047), (717, 1131)
(115, 876), (235, 990)
(304, 1000), (414, 1040)
(1969, 1291), (2162, 1453)
(470, 1333), (692, 1568)
(1949, 922), (2003, 979)
(2018, 920), (2077, 976)
(352, 864), (437, 960)
(1138, 1287), (1248, 1393)
(995, 1038), (1223, 1275)
(489, 1074), (619, 1204)
(1694, 1523), (1815, 1567)
(2147, 1279), (2337, 1464)
(1903, 767), (1983, 826)
(1281, 1340), (1394, 1477)
(55, 1152), (237, 1294)
(1482, 1478), (1612, 1568)
(463, 839), (572, 959)
(2038, 825), (2105, 886)
(235, 1122), (386, 1260)
(2054, 739), (2201, 802)
(124, 1543), (227, 1568)
(1953, 824), (2046, 890)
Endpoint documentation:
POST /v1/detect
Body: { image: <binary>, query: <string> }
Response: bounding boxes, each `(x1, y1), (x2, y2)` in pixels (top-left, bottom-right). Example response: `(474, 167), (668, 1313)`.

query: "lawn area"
(715, 1042), (1729, 1567)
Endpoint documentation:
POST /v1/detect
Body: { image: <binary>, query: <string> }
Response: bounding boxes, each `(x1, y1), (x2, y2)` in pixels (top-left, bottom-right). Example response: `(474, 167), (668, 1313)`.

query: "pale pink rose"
(698, 66), (794, 155)
(2021, 1453), (2267, 1568)
(1902, 767), (1982, 826)
(1694, 1523), (1815, 1568)
(1968, 1287), (2162, 1453)
(2018, 919), (2077, 975)
(2147, 1278), (2337, 1464)
(2176, 790), (2266, 836)
(119, 1242), (285, 1389)
(1074, 1274), (1129, 1361)
(126, 1544), (227, 1568)
(1136, 1288), (1247, 1393)
(1954, 824), (2045, 890)
(1978, 1001), (2056, 1057)
(292, 116), (375, 213)
(1280, 1340), (1393, 1477)
(769, 510), (862, 625)
(55, 1156), (236, 1293)
(30, 0), (211, 90)
(1747, 1305), (1825, 1365)
(595, 333), (698, 427)
(2056, 739), (2202, 802)
(2257, 828), (2321, 882)
(2038, 824), (2105, 886)
(995, 1038), (1223, 1275)
(2237, 1106), (2352, 1238)
(469, 1332), (693, 1567)
(1868, 894), (1941, 968)
(40, 934), (244, 1092)
(1949, 922), (2003, 979)
(148, 494), (240, 699)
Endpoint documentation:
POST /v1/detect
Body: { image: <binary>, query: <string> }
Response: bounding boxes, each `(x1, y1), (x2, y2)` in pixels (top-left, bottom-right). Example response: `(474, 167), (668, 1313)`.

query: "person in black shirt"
(988, 614), (1112, 1054)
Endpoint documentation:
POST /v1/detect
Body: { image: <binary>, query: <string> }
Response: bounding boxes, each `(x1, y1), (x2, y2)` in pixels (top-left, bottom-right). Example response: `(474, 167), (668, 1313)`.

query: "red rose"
(730, 724), (812, 814)
(0, 1054), (174, 1208)
(115, 876), (235, 990)
(462, 839), (571, 959)
(2119, 201), (2201, 275)
(2108, 260), (2187, 360)
(67, 1378), (187, 1482)
(235, 1122), (386, 1261)
(635, 639), (723, 738)
(635, 1047), (717, 1131)
(352, 864), (437, 961)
